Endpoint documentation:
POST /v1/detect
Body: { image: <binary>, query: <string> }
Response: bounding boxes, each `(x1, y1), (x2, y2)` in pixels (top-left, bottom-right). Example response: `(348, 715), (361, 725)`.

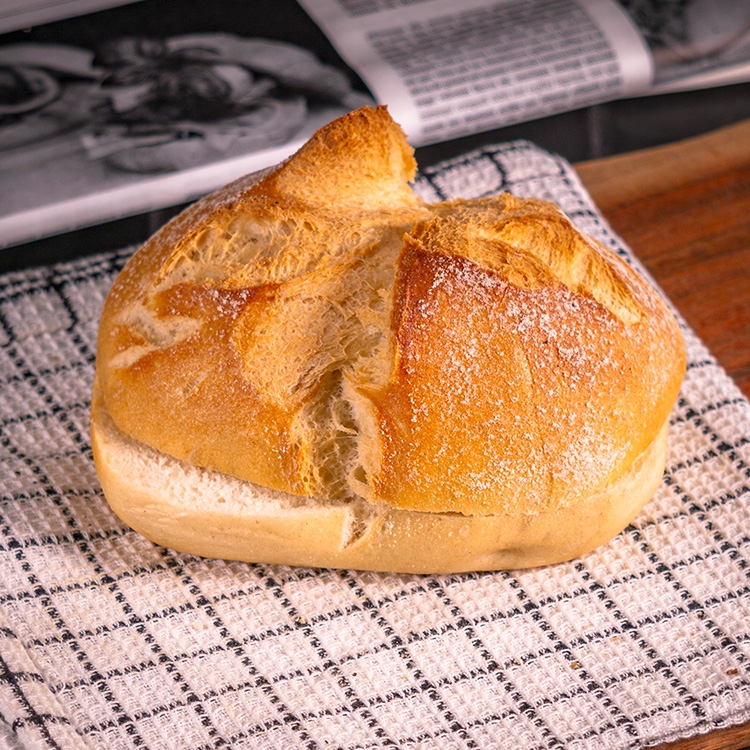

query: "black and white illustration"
(0, 0), (373, 247)
(1, 0), (749, 248)
(0, 32), (370, 174)
(619, 0), (750, 83)
(80, 33), (371, 173)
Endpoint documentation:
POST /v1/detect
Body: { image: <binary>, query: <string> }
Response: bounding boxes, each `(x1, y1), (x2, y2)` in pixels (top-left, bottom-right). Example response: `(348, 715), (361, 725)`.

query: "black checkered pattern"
(1, 142), (748, 749)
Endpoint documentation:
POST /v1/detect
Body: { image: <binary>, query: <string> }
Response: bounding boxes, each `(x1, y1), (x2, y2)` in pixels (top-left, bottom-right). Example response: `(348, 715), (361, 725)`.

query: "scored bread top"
(95, 105), (685, 517)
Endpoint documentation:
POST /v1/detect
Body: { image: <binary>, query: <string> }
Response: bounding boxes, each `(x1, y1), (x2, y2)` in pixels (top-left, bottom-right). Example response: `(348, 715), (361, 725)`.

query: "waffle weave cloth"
(0, 141), (748, 750)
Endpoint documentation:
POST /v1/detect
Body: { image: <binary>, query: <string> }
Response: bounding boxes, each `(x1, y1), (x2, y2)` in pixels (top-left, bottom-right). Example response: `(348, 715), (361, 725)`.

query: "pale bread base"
(91, 380), (668, 574)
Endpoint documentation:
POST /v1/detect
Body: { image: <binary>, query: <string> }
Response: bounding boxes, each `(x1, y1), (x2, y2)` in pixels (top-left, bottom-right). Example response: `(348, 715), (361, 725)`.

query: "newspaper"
(300, 0), (750, 146)
(1, 0), (749, 250)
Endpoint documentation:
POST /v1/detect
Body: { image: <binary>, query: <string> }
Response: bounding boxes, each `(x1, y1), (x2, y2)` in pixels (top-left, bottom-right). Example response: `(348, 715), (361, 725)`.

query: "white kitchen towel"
(0, 141), (748, 750)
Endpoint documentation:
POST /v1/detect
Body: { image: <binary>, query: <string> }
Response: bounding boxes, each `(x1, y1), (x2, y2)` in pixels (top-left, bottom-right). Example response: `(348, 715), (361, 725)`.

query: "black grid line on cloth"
(0, 314), (150, 747)
(504, 573), (642, 745)
(571, 560), (716, 744)
(336, 568), (491, 748)
(69, 533), (231, 745)
(0, 538), (145, 749)
(254, 565), (403, 748)
(156, 548), (322, 749)
(0, 251), (137, 748)
(208, 565), (401, 747)
(0, 142), (749, 750)
(420, 573), (640, 747)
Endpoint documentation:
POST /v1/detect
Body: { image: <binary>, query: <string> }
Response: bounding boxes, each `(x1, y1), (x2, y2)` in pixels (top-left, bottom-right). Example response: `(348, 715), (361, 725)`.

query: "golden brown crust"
(96, 106), (433, 499)
(94, 105), (686, 563)
(365, 208), (683, 515)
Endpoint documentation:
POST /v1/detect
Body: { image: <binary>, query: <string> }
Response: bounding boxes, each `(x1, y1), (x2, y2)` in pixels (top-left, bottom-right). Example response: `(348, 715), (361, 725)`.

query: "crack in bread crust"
(95, 106), (686, 520)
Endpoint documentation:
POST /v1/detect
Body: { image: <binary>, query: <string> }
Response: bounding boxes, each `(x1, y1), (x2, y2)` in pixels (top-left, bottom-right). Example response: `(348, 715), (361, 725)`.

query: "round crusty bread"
(91, 105), (686, 573)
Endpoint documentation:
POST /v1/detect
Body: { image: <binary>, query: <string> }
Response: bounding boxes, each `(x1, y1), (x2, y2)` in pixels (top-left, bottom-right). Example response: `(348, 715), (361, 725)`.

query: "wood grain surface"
(576, 121), (750, 750)
(576, 119), (750, 399)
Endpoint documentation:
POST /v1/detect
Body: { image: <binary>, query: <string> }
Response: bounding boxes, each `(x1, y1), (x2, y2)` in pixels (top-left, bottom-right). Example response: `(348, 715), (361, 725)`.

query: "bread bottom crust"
(91, 379), (668, 573)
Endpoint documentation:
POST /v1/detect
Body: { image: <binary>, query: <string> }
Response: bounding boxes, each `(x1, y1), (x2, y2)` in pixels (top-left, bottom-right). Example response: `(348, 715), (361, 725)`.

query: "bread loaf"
(91, 105), (685, 573)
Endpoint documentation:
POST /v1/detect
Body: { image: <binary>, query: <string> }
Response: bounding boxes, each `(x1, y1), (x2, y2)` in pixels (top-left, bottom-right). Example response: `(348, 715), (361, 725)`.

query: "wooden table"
(576, 119), (750, 400)
(576, 120), (750, 750)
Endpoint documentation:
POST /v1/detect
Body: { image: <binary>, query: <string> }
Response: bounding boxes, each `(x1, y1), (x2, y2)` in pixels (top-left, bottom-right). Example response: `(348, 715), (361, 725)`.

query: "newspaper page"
(618, 0), (750, 93)
(299, 0), (654, 146)
(0, 0), (374, 249)
(300, 0), (750, 145)
(1, 0), (750, 250)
